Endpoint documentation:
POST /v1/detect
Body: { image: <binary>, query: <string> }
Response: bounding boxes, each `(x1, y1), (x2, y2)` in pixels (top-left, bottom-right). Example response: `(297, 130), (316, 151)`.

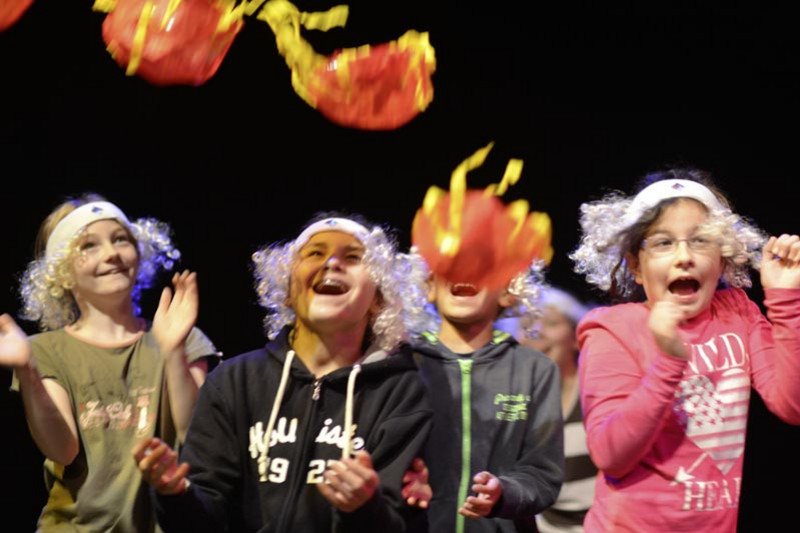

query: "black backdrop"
(2, 2), (799, 531)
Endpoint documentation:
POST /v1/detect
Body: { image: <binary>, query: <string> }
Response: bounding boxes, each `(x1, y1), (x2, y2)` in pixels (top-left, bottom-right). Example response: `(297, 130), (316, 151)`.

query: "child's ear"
(426, 274), (437, 304)
(625, 252), (643, 285)
(370, 290), (384, 316)
(497, 290), (516, 310)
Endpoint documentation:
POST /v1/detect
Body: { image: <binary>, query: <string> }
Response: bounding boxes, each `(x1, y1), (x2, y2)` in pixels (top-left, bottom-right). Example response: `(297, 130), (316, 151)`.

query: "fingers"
(647, 301), (689, 359)
(156, 286), (173, 315)
(402, 459), (432, 508)
(131, 437), (155, 462)
(352, 450), (373, 470)
(764, 234), (800, 263)
(472, 471), (491, 486)
(459, 496), (491, 519)
(465, 495), (495, 515)
(317, 478), (346, 508)
(412, 457), (428, 474)
(0, 313), (20, 335)
(472, 472), (501, 499)
(160, 462), (191, 494)
(318, 453), (379, 512)
(133, 438), (188, 495)
(172, 270), (199, 315)
(325, 457), (378, 499)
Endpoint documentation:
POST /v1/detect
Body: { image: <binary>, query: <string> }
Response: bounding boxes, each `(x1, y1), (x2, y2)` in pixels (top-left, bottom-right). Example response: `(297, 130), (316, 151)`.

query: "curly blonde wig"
(570, 169), (767, 301)
(19, 195), (180, 330)
(252, 214), (435, 352)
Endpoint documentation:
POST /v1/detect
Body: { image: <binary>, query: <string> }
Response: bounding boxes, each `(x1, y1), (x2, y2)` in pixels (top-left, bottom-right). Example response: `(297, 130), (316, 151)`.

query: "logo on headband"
(671, 183), (685, 190)
(325, 220), (339, 227)
(92, 206), (104, 214)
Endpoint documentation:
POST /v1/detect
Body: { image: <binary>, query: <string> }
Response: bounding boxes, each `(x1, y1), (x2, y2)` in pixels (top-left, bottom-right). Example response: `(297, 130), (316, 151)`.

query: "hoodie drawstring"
(258, 351), (361, 477)
(259, 349), (295, 480)
(343, 364), (361, 459)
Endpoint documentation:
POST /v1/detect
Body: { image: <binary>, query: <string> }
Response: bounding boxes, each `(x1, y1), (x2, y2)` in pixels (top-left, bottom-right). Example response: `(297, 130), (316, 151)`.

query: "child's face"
(289, 230), (379, 333)
(627, 199), (724, 320)
(428, 277), (511, 327)
(71, 219), (139, 301)
(528, 306), (577, 364)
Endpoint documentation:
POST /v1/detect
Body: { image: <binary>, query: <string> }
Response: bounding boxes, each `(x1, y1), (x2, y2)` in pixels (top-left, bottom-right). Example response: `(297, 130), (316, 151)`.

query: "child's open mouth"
(451, 283), (479, 297)
(668, 278), (700, 296)
(314, 279), (348, 295)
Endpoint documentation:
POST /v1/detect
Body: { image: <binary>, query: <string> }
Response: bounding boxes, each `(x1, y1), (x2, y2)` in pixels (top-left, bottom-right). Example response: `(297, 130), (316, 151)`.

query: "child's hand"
(0, 314), (32, 368)
(402, 457), (431, 508)
(132, 437), (190, 495)
(152, 270), (199, 357)
(317, 451), (379, 513)
(458, 471), (502, 519)
(648, 301), (688, 359)
(760, 234), (800, 290)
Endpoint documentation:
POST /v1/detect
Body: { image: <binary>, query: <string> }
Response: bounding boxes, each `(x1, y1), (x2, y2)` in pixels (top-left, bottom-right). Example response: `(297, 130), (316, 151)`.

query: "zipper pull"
(312, 379), (322, 401)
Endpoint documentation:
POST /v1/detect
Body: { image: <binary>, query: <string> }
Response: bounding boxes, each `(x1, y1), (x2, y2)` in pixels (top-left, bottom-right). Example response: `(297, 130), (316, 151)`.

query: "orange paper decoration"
(257, 0), (435, 130)
(0, 0), (34, 31)
(305, 31), (435, 130)
(412, 143), (553, 289)
(100, 0), (242, 86)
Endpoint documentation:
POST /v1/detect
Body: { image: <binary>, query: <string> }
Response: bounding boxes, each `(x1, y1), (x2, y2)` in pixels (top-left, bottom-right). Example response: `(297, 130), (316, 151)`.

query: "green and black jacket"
(414, 331), (564, 533)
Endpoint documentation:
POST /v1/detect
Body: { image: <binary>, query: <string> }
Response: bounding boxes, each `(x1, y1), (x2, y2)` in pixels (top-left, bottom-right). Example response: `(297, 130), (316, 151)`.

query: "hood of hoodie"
(414, 329), (519, 363)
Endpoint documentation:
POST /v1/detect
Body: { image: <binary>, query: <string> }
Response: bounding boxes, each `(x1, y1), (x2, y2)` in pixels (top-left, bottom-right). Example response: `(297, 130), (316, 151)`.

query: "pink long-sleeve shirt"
(577, 288), (800, 532)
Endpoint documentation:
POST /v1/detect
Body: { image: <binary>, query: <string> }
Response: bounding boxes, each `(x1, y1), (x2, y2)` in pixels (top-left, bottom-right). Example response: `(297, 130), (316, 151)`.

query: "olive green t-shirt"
(13, 327), (217, 532)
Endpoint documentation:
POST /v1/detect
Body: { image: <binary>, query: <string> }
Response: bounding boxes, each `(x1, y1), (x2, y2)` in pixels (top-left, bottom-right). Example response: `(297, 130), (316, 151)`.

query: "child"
(135, 214), (433, 532)
(524, 287), (596, 533)
(570, 168), (800, 532)
(0, 194), (217, 532)
(413, 264), (564, 532)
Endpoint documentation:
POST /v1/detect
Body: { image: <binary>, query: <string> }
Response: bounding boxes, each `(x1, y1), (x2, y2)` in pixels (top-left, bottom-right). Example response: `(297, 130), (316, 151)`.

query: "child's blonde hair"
(19, 193), (180, 330)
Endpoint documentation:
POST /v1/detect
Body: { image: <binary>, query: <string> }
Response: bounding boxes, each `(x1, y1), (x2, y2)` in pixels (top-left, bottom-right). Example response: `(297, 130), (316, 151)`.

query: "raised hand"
(0, 313), (32, 368)
(458, 471), (503, 519)
(648, 301), (689, 359)
(402, 457), (431, 508)
(132, 437), (190, 495)
(152, 270), (199, 357)
(317, 451), (379, 512)
(760, 234), (800, 290)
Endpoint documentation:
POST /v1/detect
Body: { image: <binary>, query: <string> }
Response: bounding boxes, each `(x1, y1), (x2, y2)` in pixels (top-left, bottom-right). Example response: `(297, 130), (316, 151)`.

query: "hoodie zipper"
(456, 358), (473, 533)
(312, 379), (322, 400)
(275, 377), (322, 532)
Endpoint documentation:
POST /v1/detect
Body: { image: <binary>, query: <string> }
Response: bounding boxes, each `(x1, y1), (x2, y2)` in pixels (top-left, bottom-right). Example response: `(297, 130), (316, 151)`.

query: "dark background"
(2, 1), (799, 531)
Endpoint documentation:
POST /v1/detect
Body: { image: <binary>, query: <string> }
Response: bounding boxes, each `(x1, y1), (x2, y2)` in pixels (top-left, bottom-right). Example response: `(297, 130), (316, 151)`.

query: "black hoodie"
(154, 327), (432, 533)
(414, 331), (564, 533)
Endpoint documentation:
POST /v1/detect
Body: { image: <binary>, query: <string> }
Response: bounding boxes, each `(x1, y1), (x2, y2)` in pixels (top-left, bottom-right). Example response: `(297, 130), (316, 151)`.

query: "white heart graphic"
(673, 368), (750, 475)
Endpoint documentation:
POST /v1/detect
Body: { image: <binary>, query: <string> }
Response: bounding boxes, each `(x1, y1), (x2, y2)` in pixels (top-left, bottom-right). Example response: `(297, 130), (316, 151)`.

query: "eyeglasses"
(641, 235), (719, 256)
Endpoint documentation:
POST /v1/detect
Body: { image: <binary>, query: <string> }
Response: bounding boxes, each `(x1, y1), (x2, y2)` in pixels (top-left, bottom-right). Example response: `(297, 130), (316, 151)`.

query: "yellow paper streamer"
(127, 1), (154, 76)
(257, 0), (349, 107)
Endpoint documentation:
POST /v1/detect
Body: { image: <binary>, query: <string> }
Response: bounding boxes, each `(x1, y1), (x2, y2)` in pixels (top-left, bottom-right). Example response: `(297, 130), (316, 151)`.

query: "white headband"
(45, 201), (131, 260)
(540, 287), (589, 324)
(295, 218), (371, 248)
(623, 179), (724, 228)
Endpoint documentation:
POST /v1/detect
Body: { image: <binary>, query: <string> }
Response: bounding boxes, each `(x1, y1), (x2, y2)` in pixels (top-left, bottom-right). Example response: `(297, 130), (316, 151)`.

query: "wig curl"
(19, 217), (180, 330)
(502, 260), (546, 338)
(570, 182), (767, 301)
(252, 224), (434, 352)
